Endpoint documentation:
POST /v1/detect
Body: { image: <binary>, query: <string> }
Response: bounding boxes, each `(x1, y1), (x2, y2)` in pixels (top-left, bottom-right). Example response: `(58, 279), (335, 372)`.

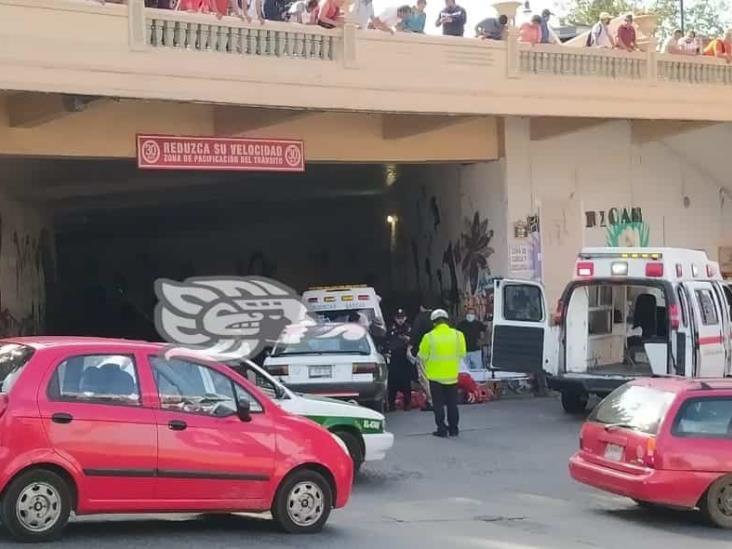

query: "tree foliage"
(563, 0), (731, 36)
(650, 0), (730, 39)
(564, 0), (639, 26)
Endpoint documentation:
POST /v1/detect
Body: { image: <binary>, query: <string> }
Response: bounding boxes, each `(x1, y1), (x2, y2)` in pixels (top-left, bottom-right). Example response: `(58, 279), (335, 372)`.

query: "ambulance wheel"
(561, 390), (588, 414)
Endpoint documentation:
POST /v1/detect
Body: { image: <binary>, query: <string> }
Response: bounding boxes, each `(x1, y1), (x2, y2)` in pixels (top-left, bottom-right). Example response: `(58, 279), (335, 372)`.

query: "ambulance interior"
(564, 283), (669, 376)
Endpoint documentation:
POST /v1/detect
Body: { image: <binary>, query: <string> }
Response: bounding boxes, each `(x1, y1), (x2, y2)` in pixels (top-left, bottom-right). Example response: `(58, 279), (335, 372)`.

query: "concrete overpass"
(0, 0), (731, 337)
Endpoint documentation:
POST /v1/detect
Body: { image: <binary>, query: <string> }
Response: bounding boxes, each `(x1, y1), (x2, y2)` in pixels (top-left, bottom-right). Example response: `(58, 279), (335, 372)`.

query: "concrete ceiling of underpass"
(0, 157), (392, 217)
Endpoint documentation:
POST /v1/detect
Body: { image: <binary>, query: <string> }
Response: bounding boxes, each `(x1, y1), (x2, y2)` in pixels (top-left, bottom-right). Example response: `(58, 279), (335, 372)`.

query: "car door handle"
(51, 413), (73, 424)
(168, 420), (187, 431)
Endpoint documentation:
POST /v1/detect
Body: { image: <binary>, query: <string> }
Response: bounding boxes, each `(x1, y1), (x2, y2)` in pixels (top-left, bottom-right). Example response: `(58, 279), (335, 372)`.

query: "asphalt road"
(4, 396), (731, 548)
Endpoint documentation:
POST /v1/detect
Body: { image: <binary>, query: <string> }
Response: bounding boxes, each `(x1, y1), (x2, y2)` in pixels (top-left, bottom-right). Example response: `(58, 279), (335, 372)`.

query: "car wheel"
(0, 469), (72, 542)
(561, 390), (588, 414)
(701, 475), (732, 528)
(333, 430), (364, 476)
(272, 469), (333, 534)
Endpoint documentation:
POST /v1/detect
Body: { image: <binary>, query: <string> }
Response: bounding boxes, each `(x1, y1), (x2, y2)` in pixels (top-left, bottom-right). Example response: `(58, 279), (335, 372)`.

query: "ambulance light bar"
(308, 285), (369, 291)
(578, 252), (663, 260)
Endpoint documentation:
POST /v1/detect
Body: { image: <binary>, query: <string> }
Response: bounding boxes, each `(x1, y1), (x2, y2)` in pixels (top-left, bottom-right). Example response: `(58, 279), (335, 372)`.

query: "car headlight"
(331, 432), (350, 456)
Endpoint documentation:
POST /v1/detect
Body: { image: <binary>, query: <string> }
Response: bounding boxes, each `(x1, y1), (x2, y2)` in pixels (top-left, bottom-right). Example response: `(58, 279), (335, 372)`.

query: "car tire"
(0, 469), (72, 542)
(272, 469), (333, 534)
(561, 390), (588, 414)
(333, 430), (364, 476)
(701, 475), (732, 528)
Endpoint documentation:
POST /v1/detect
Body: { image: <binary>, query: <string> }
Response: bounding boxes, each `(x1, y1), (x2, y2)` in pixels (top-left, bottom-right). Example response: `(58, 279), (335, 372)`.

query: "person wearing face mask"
(457, 307), (487, 372)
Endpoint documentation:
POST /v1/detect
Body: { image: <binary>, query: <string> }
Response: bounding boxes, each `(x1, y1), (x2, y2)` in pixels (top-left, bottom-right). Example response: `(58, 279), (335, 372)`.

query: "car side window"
(672, 397), (732, 438)
(150, 356), (262, 416)
(48, 354), (140, 406)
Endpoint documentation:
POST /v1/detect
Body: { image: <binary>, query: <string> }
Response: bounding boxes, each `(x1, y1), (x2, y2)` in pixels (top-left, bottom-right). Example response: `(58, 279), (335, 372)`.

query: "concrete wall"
(7, 1), (732, 121)
(504, 118), (732, 306)
(392, 162), (507, 319)
(0, 193), (53, 336)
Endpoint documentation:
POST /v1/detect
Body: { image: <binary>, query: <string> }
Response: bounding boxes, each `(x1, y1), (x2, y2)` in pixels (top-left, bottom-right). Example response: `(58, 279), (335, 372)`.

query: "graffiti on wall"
(606, 221), (651, 247)
(409, 188), (495, 318)
(0, 223), (53, 337)
(585, 206), (650, 247)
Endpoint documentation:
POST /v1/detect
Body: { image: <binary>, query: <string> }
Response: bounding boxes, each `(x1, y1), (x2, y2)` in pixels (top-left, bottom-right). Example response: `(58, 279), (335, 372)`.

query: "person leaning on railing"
(703, 29), (732, 63)
(615, 13), (638, 52)
(318, 0), (344, 28)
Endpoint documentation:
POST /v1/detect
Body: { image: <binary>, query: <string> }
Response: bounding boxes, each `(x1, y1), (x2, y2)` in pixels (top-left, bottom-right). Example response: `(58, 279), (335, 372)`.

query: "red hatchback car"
(570, 377), (732, 527)
(0, 337), (352, 542)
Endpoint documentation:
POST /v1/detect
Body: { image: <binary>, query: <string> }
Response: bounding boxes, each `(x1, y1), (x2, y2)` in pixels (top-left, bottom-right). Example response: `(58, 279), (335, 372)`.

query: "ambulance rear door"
(490, 279), (552, 374)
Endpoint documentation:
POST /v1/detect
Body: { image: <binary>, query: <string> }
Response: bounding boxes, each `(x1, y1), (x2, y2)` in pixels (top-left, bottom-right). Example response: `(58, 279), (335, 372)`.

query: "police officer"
(386, 308), (412, 411)
(418, 309), (466, 437)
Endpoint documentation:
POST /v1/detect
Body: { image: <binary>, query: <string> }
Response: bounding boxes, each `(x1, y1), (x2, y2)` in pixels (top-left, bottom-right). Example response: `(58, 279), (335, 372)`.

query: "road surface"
(4, 397), (730, 548)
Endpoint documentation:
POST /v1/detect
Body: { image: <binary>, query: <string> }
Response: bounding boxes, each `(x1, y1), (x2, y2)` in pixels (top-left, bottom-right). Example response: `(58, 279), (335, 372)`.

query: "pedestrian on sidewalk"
(418, 309), (466, 437)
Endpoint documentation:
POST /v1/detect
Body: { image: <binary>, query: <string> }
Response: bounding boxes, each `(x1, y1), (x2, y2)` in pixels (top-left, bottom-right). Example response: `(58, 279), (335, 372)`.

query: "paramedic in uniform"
(418, 309), (467, 437)
(386, 309), (413, 411)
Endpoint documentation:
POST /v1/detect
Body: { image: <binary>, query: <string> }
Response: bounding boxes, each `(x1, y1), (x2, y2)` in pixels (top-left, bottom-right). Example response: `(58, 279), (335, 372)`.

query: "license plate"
(309, 366), (332, 379)
(604, 443), (624, 461)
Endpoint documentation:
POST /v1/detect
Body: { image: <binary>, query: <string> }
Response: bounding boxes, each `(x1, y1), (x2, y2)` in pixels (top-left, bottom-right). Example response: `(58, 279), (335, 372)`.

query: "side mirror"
(237, 399), (252, 422)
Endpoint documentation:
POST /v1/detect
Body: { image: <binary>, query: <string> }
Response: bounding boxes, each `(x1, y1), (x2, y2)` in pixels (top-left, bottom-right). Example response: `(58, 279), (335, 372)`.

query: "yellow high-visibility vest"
(418, 323), (467, 384)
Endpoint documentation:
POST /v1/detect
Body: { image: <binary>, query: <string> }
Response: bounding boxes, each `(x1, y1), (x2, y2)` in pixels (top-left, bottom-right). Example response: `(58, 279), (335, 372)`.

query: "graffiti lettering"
(585, 207), (642, 228)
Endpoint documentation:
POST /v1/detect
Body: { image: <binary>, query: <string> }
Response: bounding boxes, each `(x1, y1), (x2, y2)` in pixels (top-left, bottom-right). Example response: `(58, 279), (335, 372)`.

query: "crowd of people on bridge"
(129, 0), (732, 61)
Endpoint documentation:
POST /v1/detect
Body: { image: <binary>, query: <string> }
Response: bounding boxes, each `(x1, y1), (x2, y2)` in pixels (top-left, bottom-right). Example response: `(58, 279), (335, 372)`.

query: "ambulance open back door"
(490, 279), (555, 376)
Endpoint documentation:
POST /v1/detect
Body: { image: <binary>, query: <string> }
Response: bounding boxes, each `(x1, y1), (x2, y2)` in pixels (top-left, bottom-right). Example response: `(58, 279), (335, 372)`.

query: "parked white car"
(263, 322), (388, 412)
(230, 359), (393, 473)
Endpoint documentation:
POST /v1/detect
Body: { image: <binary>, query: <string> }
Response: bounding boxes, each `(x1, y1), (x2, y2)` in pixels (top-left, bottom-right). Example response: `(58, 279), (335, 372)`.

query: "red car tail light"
(267, 365), (289, 376)
(642, 437), (657, 468)
(353, 363), (378, 375)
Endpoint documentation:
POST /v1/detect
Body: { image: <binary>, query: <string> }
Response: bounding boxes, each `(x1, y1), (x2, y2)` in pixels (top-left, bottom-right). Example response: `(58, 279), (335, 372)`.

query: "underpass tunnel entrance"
(28, 159), (399, 340)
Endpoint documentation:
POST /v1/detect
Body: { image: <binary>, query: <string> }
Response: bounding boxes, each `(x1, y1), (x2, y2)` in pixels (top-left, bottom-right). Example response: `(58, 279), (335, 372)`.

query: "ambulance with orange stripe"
(490, 248), (732, 413)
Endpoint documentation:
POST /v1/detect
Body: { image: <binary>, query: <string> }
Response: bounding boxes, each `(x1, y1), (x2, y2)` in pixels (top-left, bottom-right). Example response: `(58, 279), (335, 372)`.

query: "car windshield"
(589, 384), (676, 435)
(314, 308), (376, 325)
(272, 324), (371, 357)
(228, 362), (282, 400)
(0, 344), (35, 394)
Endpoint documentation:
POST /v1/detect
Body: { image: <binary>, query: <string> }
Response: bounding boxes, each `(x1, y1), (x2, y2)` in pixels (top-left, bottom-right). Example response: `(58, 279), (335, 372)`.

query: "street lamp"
(680, 0), (685, 34)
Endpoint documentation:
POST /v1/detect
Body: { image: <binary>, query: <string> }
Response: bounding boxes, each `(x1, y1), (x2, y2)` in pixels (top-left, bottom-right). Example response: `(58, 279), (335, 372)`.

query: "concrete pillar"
(492, 1), (521, 26)
(0, 193), (53, 336)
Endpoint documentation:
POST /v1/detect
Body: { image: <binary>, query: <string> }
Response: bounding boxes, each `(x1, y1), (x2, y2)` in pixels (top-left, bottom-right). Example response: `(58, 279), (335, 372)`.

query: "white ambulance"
(490, 248), (732, 413)
(302, 285), (386, 338)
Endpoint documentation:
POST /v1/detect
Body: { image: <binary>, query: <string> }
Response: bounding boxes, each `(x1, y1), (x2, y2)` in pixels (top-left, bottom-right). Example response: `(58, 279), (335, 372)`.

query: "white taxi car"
(263, 322), (388, 412)
(231, 359), (393, 473)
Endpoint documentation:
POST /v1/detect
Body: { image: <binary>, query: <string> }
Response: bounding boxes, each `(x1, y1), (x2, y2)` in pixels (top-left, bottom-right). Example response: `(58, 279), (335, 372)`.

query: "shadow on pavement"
(0, 514), (287, 545)
(598, 506), (731, 541)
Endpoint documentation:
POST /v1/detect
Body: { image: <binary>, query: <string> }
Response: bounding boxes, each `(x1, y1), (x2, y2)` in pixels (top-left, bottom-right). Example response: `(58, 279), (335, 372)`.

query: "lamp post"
(680, 0), (685, 34)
